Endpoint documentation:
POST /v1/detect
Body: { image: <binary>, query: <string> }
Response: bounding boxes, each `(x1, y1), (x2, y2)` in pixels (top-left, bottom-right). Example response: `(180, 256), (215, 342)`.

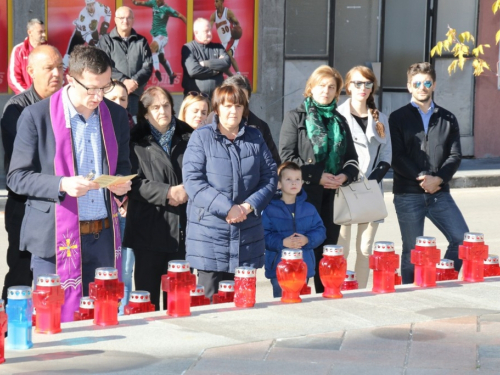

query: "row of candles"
(0, 232), (498, 363)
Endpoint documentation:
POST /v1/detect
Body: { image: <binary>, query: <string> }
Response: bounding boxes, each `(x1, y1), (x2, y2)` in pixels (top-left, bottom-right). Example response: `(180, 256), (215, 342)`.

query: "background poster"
(0, 0), (8, 93)
(47, 0), (116, 65)
(193, 0), (256, 89)
(123, 0), (187, 93)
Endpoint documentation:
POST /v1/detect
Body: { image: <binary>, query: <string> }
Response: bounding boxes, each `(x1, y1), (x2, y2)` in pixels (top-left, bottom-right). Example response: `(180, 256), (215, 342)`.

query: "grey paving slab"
(185, 358), (333, 375)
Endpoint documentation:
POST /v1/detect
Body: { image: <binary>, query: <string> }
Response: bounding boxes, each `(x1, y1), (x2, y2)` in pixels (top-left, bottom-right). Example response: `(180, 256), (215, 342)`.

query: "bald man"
(98, 6), (152, 117)
(181, 18), (230, 98)
(1, 45), (64, 300)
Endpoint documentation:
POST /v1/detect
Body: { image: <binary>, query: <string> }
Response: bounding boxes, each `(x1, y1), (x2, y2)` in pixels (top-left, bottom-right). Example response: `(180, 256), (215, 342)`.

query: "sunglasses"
(188, 91), (209, 98)
(350, 81), (374, 89)
(411, 80), (433, 89)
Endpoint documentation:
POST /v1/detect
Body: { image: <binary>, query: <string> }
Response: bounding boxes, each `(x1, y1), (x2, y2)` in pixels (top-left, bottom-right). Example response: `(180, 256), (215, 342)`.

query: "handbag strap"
(341, 160), (373, 190)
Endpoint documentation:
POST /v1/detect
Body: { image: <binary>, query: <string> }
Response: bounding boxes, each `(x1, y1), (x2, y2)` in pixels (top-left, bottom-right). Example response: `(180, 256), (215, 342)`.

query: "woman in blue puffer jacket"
(183, 85), (278, 299)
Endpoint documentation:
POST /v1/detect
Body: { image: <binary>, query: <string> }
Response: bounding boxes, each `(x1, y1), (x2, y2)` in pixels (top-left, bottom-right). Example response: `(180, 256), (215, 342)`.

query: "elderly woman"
(178, 91), (210, 129)
(279, 65), (358, 294)
(183, 85), (277, 299)
(123, 86), (193, 310)
(336, 66), (392, 289)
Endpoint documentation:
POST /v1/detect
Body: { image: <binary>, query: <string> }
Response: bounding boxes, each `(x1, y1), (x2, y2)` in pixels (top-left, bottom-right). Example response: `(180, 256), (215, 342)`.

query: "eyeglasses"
(72, 76), (115, 95)
(115, 16), (134, 21)
(187, 91), (209, 98)
(350, 81), (374, 89)
(411, 80), (433, 89)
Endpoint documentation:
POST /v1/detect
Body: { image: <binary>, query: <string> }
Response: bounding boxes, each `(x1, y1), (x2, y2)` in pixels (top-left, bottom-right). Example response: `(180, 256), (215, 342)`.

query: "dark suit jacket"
(7, 93), (131, 258)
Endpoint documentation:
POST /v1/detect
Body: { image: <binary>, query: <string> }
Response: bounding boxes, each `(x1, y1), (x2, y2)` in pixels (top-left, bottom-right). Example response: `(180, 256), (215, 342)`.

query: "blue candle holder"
(6, 286), (33, 350)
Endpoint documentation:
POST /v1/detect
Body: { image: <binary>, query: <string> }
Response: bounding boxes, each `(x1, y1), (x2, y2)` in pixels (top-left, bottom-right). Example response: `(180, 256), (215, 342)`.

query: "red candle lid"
(190, 285), (205, 296)
(323, 244), (344, 256)
(168, 260), (191, 273)
(129, 291), (151, 303)
(344, 270), (356, 281)
(79, 297), (95, 309)
(218, 280), (235, 292)
(95, 267), (118, 280)
(8, 286), (32, 300)
(415, 236), (436, 247)
(282, 249), (303, 260)
(436, 259), (454, 269)
(464, 232), (484, 243)
(235, 266), (256, 278)
(0, 299), (4, 312)
(37, 274), (61, 287)
(373, 241), (395, 252)
(484, 254), (499, 265)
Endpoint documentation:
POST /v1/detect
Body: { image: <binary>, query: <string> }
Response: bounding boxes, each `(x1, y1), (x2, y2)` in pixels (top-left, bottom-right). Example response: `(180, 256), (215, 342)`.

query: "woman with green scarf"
(279, 65), (359, 294)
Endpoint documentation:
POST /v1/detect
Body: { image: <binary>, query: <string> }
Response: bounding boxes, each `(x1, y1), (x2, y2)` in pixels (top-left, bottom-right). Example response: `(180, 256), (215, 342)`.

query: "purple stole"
(50, 89), (122, 322)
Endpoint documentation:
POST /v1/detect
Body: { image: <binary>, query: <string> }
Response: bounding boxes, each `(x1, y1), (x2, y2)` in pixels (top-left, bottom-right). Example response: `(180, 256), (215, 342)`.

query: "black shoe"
(155, 70), (162, 82)
(169, 73), (177, 85)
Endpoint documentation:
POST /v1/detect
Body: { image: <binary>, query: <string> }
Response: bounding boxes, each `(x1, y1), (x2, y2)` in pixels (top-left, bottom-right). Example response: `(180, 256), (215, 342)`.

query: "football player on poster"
(62, 0), (111, 70)
(210, 0), (242, 76)
(132, 0), (186, 84)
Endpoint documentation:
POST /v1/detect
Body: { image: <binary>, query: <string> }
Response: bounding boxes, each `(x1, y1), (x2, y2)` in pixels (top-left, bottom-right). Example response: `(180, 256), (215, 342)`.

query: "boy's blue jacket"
(262, 190), (326, 279)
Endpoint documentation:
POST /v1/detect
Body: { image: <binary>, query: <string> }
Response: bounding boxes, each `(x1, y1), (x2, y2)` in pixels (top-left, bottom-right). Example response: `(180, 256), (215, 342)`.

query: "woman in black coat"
(123, 86), (193, 310)
(279, 65), (359, 294)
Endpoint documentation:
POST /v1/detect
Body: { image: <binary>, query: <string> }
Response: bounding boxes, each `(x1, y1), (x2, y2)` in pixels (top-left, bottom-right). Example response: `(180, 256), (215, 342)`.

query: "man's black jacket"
(389, 102), (462, 194)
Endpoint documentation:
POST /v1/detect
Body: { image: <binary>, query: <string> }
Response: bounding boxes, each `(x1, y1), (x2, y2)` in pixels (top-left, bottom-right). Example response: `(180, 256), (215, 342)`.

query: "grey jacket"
(181, 40), (230, 97)
(98, 28), (153, 96)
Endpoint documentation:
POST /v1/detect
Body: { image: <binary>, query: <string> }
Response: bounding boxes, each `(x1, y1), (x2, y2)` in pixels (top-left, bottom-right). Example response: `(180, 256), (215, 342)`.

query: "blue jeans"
(118, 215), (135, 315)
(393, 192), (469, 284)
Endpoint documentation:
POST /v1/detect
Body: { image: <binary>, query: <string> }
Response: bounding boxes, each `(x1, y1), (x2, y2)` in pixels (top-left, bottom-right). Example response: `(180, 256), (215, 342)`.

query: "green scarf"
(304, 97), (346, 174)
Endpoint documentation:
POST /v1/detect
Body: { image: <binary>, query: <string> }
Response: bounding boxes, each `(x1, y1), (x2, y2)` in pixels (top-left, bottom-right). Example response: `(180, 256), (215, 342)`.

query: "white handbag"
(333, 160), (388, 225)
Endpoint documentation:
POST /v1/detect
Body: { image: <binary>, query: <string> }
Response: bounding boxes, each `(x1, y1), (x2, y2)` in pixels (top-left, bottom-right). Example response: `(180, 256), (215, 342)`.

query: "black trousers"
(313, 189), (341, 294)
(197, 270), (235, 300)
(1, 197), (32, 301)
(134, 246), (186, 311)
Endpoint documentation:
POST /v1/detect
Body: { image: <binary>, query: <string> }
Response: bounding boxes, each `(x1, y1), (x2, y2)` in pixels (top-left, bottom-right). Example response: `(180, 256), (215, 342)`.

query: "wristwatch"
(245, 202), (254, 212)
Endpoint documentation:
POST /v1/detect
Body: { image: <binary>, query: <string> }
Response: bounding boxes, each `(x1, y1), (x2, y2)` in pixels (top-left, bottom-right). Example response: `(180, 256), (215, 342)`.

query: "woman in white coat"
(337, 66), (392, 288)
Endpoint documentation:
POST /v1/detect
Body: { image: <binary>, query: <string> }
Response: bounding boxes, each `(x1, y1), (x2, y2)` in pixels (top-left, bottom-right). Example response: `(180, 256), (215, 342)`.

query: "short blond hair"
(303, 65), (343, 100)
(179, 93), (210, 122)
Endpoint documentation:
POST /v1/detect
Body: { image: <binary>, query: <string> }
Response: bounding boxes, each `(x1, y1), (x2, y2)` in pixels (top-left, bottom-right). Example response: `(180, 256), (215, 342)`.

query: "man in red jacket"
(7, 18), (47, 94)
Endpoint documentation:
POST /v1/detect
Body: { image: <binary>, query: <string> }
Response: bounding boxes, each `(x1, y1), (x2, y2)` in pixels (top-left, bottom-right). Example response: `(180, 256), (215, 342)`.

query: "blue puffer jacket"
(183, 117), (278, 273)
(262, 190), (326, 279)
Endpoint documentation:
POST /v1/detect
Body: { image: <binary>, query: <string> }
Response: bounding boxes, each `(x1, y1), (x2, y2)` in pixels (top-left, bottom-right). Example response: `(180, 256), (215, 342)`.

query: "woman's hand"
(119, 200), (128, 218)
(331, 173), (348, 189)
(319, 172), (337, 189)
(226, 205), (247, 224)
(167, 185), (188, 206)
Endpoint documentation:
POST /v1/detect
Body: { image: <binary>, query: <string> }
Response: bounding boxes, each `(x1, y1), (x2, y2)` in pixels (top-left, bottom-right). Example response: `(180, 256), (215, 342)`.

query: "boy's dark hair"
(407, 62), (436, 83)
(278, 161), (301, 181)
(68, 45), (112, 78)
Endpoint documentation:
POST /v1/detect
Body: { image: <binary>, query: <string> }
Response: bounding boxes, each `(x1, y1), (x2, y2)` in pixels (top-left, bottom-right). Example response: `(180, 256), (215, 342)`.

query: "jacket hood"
(269, 188), (308, 205)
(208, 114), (248, 138)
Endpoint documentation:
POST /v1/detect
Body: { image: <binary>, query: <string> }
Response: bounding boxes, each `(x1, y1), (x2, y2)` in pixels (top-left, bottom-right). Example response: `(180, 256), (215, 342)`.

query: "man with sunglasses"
(7, 45), (131, 322)
(389, 62), (469, 284)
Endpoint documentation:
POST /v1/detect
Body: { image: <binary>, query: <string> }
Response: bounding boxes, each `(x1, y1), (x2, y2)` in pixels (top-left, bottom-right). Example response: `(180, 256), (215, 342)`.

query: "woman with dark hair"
(183, 85), (277, 299)
(279, 65), (358, 294)
(336, 66), (392, 289)
(123, 86), (193, 310)
(206, 75), (281, 165)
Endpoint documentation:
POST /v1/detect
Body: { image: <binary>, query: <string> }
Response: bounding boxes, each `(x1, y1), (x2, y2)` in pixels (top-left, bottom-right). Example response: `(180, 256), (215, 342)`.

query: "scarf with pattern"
(149, 117), (176, 156)
(304, 97), (346, 174)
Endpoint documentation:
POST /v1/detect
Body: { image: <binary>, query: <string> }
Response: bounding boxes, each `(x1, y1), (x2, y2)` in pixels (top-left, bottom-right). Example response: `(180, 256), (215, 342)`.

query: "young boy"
(262, 162), (326, 297)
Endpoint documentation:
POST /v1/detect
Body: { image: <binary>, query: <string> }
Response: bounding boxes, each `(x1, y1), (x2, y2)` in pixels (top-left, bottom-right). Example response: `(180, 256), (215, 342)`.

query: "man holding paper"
(7, 45), (131, 322)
